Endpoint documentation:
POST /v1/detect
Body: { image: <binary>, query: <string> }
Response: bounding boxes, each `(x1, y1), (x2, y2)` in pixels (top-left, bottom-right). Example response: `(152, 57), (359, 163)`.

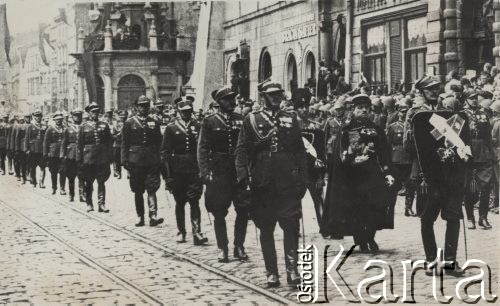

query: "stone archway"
(285, 53), (298, 94)
(117, 74), (146, 110)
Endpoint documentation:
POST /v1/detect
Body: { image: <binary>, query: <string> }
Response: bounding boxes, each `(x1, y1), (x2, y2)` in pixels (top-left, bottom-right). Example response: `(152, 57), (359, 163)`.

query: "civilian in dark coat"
(321, 94), (396, 253)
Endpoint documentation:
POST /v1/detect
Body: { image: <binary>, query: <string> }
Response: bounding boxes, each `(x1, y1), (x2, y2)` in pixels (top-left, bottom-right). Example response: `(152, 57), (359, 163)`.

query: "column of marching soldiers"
(0, 66), (499, 287)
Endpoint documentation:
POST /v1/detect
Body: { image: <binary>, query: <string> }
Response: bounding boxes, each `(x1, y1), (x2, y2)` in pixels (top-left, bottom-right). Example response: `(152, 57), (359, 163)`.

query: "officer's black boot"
(310, 185), (324, 227)
(443, 220), (465, 277)
(97, 182), (109, 213)
(260, 227), (280, 287)
(38, 169), (45, 188)
(190, 201), (208, 245)
(421, 219), (438, 276)
(148, 193), (164, 226)
(85, 183), (94, 212)
(233, 211), (248, 260)
(478, 188), (492, 229)
(213, 214), (229, 262)
(283, 221), (300, 285)
(404, 193), (416, 217)
(175, 201), (187, 243)
(68, 178), (75, 202)
(51, 171), (57, 194)
(78, 179), (85, 202)
(134, 193), (145, 227)
(113, 163), (118, 177)
(59, 173), (66, 195)
(117, 165), (122, 180)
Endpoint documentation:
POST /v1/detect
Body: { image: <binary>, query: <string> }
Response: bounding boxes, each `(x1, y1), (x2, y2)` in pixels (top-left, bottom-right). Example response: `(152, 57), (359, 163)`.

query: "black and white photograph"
(0, 0), (498, 304)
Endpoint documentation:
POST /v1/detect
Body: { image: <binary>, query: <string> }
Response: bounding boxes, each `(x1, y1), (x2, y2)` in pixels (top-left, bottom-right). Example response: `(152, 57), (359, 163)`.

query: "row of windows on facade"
(27, 71), (71, 97)
(363, 15), (427, 90)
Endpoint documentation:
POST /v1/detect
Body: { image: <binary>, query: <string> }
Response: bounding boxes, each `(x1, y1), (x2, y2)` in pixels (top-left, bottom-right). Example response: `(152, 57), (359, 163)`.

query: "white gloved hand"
(385, 175), (395, 187)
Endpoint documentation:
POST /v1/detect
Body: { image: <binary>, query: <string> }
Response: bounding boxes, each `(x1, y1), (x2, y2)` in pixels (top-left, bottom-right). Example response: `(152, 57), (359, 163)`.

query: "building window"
(405, 17), (427, 87)
(285, 53), (298, 94)
(304, 52), (316, 87)
(364, 24), (386, 85)
(361, 7), (427, 90)
(259, 49), (272, 82)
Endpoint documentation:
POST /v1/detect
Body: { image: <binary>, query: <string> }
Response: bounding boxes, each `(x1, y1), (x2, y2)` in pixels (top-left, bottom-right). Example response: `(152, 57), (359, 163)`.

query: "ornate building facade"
(71, 2), (200, 111)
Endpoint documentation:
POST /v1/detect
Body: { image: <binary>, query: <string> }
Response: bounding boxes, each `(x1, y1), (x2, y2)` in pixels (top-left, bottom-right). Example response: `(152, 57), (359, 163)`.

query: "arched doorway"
(304, 52), (316, 87)
(285, 53), (298, 94)
(96, 75), (105, 110)
(117, 75), (146, 110)
(259, 49), (272, 82)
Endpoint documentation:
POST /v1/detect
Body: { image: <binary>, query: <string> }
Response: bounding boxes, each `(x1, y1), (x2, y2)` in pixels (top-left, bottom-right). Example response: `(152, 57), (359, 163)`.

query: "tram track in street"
(13, 180), (294, 305)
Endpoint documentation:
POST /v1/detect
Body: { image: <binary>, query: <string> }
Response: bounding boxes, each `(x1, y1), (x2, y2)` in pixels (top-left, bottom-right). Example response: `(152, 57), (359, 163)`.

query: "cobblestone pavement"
(0, 176), (277, 305)
(1, 172), (499, 305)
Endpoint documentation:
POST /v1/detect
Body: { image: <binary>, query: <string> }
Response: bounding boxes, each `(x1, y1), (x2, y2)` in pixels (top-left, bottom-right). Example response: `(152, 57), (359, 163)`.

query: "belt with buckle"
(270, 144), (277, 153)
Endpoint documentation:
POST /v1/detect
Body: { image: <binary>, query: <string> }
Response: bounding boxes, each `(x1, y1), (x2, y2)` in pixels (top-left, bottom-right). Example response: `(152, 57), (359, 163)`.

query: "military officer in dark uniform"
(121, 95), (164, 227)
(61, 109), (84, 202)
(161, 96), (208, 245)
(0, 114), (10, 175)
(44, 112), (66, 195)
(463, 89), (494, 229)
(6, 115), (17, 175)
(77, 102), (112, 213)
(112, 110), (128, 179)
(235, 80), (307, 287)
(198, 87), (250, 263)
(403, 75), (464, 276)
(325, 98), (346, 166)
(14, 114), (31, 183)
(294, 88), (326, 229)
(25, 110), (47, 188)
(386, 106), (415, 216)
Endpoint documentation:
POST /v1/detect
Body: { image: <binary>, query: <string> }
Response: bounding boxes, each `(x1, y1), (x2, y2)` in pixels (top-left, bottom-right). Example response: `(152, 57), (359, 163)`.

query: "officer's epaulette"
(205, 113), (217, 118)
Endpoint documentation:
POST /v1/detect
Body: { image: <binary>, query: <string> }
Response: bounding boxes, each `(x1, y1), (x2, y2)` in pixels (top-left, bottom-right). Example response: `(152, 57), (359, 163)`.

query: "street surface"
(0, 173), (498, 305)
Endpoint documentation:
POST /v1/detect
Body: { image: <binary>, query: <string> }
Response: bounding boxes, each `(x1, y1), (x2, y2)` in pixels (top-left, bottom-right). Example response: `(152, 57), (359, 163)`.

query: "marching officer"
(0, 114), (10, 175)
(121, 95), (164, 227)
(463, 89), (494, 229)
(403, 75), (464, 276)
(6, 115), (17, 175)
(25, 110), (47, 188)
(235, 80), (306, 286)
(61, 109), (84, 202)
(44, 111), (66, 195)
(112, 110), (128, 179)
(77, 102), (112, 213)
(14, 114), (31, 184)
(198, 87), (250, 263)
(386, 106), (415, 216)
(161, 96), (208, 245)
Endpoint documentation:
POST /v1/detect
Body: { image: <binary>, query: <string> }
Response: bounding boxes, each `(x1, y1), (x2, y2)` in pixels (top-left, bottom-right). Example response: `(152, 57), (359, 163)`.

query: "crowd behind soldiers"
(0, 61), (499, 286)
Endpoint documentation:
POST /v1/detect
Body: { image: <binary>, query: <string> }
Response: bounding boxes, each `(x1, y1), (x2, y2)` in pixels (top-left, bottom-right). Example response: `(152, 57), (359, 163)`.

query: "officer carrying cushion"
(161, 96), (208, 245)
(235, 79), (307, 287)
(121, 95), (164, 227)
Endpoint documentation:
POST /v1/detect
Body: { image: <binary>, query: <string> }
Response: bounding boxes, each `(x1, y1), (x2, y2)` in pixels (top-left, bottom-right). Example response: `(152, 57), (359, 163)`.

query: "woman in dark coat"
(320, 94), (398, 252)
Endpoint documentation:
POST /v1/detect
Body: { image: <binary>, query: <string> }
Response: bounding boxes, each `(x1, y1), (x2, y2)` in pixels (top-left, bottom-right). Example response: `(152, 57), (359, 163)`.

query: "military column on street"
(0, 69), (499, 290)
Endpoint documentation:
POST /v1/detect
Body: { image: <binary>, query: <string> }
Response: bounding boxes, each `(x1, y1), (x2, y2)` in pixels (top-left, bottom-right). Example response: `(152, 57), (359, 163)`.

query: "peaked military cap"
(71, 108), (83, 116)
(258, 79), (284, 94)
(136, 95), (151, 106)
(117, 110), (128, 117)
(415, 75), (441, 90)
(85, 102), (100, 112)
(211, 87), (237, 101)
(53, 111), (64, 120)
(32, 110), (43, 117)
(352, 94), (372, 107)
(463, 89), (478, 100)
